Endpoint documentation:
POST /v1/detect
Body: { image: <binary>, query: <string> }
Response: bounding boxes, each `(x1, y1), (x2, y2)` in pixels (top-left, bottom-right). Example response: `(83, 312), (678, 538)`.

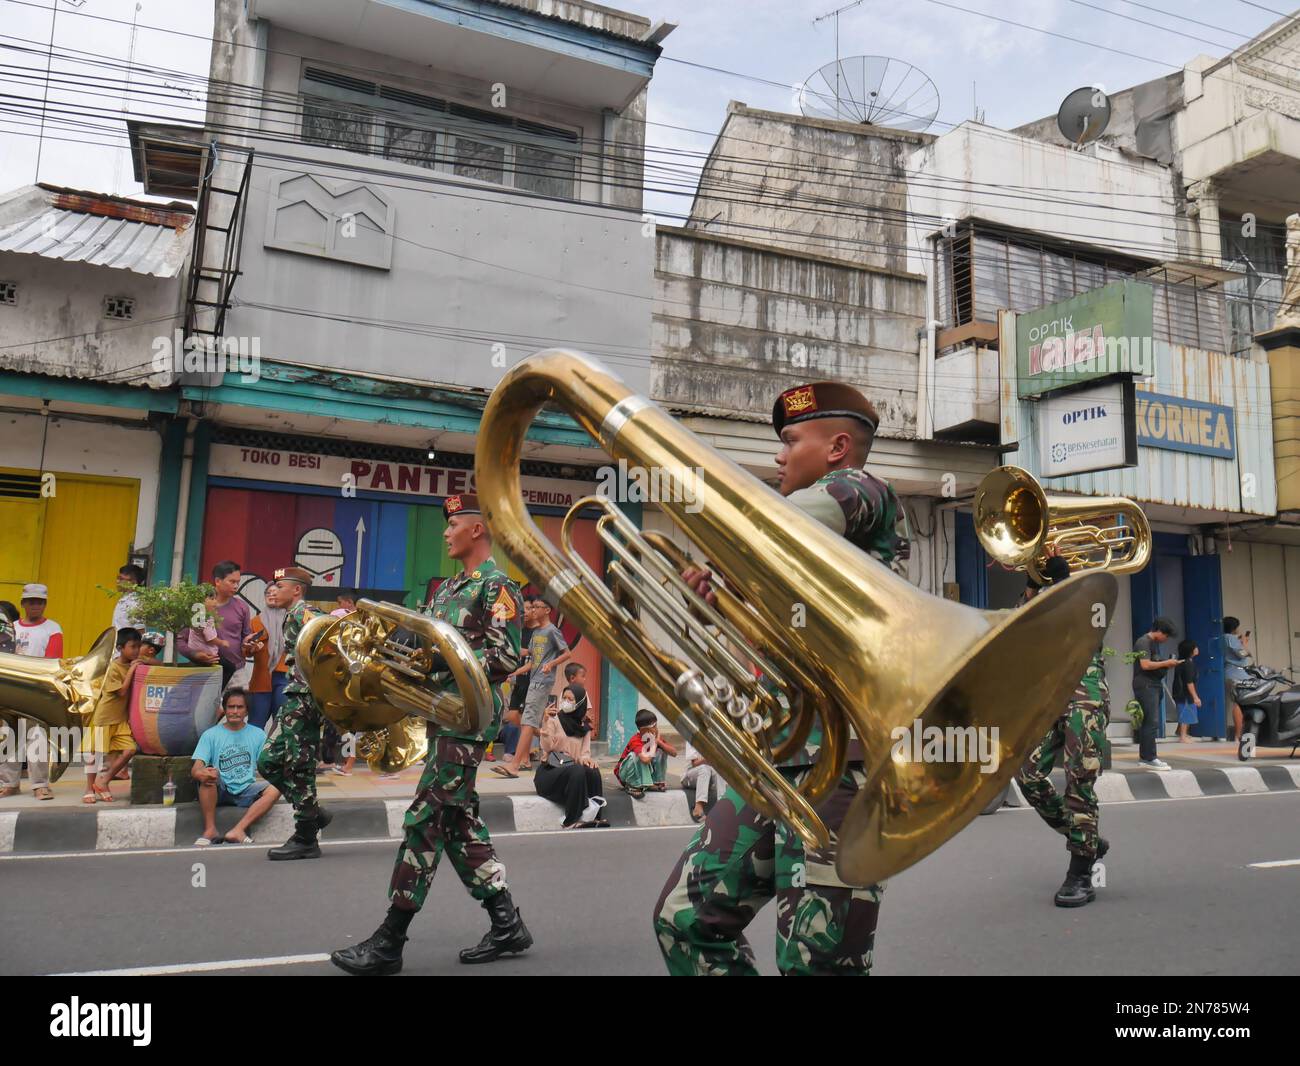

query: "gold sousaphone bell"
(0, 628), (116, 781)
(974, 465), (1151, 581)
(474, 349), (1118, 886)
(295, 599), (493, 773)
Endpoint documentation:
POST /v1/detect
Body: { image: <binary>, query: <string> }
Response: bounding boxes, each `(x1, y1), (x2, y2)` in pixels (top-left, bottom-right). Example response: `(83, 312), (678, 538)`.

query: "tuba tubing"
(476, 350), (1119, 885)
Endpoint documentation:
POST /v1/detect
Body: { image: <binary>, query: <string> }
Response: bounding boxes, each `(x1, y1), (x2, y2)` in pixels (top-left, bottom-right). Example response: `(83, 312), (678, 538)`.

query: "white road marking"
(0, 822), (694, 861)
(1247, 857), (1300, 869)
(50, 954), (331, 977)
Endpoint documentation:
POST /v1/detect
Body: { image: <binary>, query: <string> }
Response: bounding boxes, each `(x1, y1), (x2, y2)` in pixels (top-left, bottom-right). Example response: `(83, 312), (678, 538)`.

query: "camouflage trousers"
(654, 765), (884, 976)
(389, 744), (507, 914)
(256, 690), (322, 830)
(1017, 700), (1108, 859)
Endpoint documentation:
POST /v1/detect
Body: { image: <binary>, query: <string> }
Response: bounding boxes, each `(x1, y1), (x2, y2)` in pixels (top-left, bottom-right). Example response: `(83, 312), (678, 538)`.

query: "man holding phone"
(1133, 618), (1182, 770)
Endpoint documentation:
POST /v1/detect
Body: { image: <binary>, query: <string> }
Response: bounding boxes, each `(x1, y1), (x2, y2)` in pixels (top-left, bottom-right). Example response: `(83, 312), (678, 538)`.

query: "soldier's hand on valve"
(681, 565), (718, 607)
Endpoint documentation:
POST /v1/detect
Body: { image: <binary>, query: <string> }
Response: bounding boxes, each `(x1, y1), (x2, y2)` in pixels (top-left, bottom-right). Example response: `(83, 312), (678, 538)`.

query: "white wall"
(907, 123), (1178, 272)
(0, 410), (161, 548)
(1221, 540), (1297, 676)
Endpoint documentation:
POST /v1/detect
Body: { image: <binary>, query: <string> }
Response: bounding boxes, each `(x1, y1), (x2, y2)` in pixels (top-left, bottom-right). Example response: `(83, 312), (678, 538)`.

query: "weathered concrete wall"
(652, 227), (924, 439)
(1013, 73), (1183, 165)
(0, 252), (183, 388)
(687, 103), (930, 274)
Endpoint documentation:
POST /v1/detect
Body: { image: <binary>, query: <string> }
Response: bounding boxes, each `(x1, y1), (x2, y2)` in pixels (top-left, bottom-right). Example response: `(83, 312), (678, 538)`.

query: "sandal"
(225, 833), (255, 845)
(93, 786), (113, 803)
(193, 834), (222, 847)
(491, 765), (520, 779)
(82, 791), (98, 805)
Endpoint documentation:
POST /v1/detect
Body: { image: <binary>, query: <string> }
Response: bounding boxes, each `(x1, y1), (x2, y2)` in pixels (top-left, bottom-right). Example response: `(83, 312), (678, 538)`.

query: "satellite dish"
(798, 56), (940, 132)
(1056, 86), (1111, 145)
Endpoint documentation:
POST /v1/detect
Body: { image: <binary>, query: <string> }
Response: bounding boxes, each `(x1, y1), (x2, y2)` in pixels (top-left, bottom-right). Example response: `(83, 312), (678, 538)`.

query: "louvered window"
(299, 67), (581, 198)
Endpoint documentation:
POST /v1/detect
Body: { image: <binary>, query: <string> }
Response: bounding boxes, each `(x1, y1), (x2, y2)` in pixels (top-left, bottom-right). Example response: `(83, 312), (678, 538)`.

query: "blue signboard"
(1135, 391), (1235, 458)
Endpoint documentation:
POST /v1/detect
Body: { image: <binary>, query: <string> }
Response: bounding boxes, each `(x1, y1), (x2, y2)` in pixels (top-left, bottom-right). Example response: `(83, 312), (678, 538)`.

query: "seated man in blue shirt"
(192, 687), (281, 845)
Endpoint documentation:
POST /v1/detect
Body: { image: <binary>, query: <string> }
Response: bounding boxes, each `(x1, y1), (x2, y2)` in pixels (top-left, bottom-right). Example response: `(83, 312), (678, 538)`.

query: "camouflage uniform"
(388, 558), (524, 913)
(257, 597), (324, 831)
(1017, 651), (1109, 859)
(654, 466), (909, 975)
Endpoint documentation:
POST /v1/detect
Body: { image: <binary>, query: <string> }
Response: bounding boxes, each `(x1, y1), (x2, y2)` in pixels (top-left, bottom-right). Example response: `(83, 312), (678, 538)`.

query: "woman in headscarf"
(535, 689), (607, 828)
(246, 581), (289, 731)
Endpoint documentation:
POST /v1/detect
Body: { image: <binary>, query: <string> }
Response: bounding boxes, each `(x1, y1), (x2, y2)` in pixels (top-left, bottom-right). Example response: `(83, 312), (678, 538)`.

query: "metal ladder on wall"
(184, 141), (255, 346)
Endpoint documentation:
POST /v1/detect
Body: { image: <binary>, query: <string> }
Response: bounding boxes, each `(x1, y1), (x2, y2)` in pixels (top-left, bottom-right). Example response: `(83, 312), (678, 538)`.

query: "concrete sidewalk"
(2, 738), (1298, 855)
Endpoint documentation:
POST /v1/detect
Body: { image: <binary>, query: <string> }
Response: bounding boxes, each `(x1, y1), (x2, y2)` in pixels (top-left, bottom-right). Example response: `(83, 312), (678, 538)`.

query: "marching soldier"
(1017, 553), (1110, 907)
(257, 566), (332, 860)
(654, 381), (910, 976)
(330, 493), (531, 975)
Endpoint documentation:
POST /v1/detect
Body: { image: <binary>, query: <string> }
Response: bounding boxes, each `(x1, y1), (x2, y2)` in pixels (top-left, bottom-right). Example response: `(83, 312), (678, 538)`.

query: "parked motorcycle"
(1233, 665), (1300, 761)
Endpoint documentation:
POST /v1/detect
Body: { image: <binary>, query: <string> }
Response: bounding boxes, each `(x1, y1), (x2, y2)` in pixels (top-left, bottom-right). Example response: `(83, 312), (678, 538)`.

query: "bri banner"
(127, 664), (224, 757)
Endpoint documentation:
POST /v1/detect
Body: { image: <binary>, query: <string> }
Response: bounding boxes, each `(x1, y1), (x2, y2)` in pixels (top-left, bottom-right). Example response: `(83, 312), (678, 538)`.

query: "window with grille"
(299, 67), (581, 199)
(0, 281), (16, 305)
(935, 222), (1228, 354)
(103, 295), (135, 320)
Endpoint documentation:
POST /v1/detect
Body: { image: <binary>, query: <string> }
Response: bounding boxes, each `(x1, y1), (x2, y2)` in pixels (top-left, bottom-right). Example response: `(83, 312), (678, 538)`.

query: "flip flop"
(225, 834), (255, 845)
(193, 834), (222, 847)
(491, 766), (520, 779)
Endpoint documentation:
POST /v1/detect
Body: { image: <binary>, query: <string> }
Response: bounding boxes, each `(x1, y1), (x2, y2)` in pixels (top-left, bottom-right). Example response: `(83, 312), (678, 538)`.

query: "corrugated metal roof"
(0, 203), (192, 277)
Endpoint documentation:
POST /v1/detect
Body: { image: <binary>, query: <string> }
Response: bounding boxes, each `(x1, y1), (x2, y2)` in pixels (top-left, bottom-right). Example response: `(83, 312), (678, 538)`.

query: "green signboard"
(1016, 279), (1154, 398)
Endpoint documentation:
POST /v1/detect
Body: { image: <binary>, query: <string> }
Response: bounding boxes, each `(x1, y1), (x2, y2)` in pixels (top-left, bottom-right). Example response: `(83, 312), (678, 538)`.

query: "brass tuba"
(0, 628), (116, 781)
(295, 598), (492, 773)
(474, 349), (1117, 886)
(974, 465), (1151, 583)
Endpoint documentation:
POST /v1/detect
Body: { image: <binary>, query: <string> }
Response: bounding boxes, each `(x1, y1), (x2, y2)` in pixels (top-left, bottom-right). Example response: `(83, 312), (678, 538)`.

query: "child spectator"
(1173, 639), (1201, 742)
(137, 631), (166, 665)
(178, 594), (227, 665)
(83, 627), (142, 804)
(614, 710), (677, 797)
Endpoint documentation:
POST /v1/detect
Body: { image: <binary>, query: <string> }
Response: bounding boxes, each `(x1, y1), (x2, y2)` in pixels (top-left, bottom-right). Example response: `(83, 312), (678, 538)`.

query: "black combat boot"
(1094, 837), (1110, 864)
(330, 912), (409, 977)
(267, 821), (320, 861)
(459, 891), (533, 964)
(313, 804), (333, 834)
(1054, 852), (1097, 908)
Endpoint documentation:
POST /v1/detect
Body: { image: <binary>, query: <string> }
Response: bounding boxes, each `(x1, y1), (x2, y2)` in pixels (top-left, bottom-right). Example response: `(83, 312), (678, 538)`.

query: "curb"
(998, 764), (1300, 811)
(0, 789), (700, 855)
(4, 765), (1297, 855)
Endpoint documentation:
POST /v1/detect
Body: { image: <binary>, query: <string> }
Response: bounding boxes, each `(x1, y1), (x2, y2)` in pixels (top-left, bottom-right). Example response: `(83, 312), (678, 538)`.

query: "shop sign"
(1135, 391), (1235, 459)
(1037, 378), (1137, 477)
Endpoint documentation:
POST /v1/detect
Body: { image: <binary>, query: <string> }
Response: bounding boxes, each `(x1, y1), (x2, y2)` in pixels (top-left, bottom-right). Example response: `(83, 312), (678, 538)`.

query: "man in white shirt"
(680, 743), (725, 823)
(0, 583), (61, 799)
(112, 564), (146, 634)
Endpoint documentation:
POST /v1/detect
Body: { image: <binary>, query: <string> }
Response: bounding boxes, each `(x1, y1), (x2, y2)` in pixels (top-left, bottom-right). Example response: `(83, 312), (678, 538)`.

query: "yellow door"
(31, 473), (139, 656)
(0, 471), (47, 609)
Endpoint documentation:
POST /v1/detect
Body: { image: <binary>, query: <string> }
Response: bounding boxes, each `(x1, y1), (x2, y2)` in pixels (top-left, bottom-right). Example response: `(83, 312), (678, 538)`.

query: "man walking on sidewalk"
(1133, 618), (1181, 771)
(330, 493), (530, 975)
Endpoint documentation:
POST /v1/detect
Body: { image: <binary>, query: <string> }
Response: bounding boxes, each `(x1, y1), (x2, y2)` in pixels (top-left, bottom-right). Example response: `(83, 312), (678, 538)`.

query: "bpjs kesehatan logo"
(890, 721), (1002, 774)
(49, 998), (151, 1046)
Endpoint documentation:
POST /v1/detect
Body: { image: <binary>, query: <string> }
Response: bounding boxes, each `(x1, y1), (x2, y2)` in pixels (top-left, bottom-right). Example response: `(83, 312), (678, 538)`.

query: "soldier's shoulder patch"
(491, 584), (517, 623)
(471, 569), (481, 580)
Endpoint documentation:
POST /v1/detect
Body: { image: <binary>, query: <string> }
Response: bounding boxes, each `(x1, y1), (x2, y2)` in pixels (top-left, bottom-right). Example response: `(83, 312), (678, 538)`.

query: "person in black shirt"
(1172, 640), (1200, 743)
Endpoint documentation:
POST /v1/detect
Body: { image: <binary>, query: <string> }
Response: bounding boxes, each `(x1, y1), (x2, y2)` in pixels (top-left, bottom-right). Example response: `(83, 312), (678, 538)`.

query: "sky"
(0, 0), (1292, 208)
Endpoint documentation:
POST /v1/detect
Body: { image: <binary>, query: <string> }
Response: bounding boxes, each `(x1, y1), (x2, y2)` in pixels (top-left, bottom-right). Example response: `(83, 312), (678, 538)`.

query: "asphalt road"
(3, 789), (1299, 976)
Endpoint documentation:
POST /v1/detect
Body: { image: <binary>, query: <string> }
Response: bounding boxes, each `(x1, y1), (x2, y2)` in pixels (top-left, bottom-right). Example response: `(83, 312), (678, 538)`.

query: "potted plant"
(103, 579), (216, 664)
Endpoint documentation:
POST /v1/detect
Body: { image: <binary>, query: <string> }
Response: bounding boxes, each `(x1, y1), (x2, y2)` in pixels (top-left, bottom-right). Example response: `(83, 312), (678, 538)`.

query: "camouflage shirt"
(421, 557), (524, 747)
(0, 616), (14, 654)
(778, 465), (912, 767)
(282, 598), (319, 695)
(785, 467), (911, 575)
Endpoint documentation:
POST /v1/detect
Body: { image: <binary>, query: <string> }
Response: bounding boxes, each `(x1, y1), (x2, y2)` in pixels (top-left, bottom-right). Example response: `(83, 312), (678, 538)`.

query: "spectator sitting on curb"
(192, 688), (281, 845)
(536, 702), (608, 828)
(614, 710), (678, 798)
(680, 741), (725, 823)
(83, 627), (142, 804)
